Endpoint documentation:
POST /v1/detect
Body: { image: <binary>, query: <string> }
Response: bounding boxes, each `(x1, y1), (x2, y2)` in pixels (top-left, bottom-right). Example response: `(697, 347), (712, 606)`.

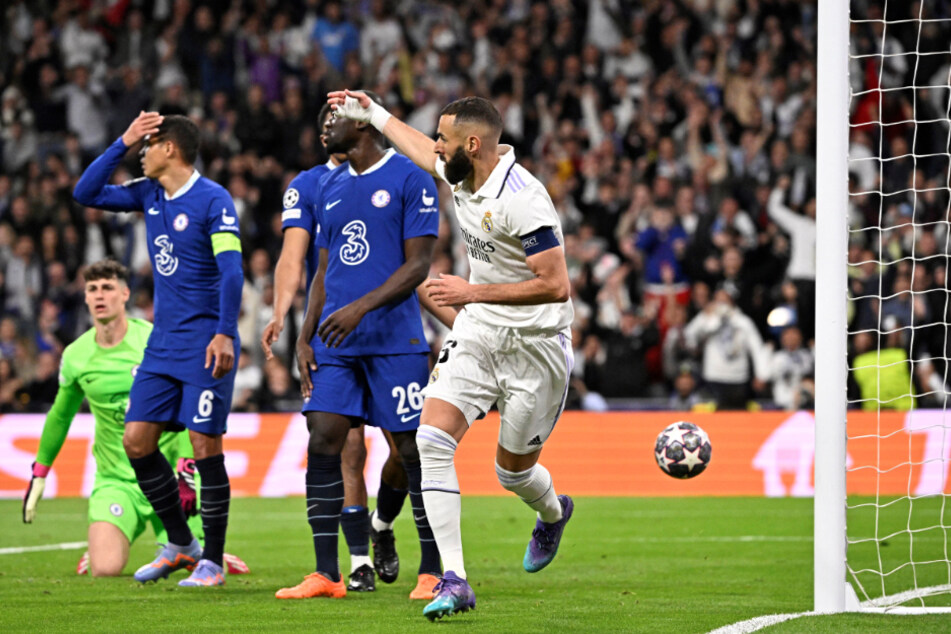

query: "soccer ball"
(654, 421), (712, 479)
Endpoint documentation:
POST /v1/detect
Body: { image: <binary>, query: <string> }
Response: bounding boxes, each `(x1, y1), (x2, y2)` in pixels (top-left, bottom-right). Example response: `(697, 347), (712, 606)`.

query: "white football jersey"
(435, 145), (574, 331)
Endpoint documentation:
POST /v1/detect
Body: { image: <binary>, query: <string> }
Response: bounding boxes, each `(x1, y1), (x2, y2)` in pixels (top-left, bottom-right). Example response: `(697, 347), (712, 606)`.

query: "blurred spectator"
(684, 285), (770, 410)
(233, 346), (263, 412)
(255, 357), (301, 412)
(15, 350), (58, 412)
(851, 330), (914, 411)
(312, 0), (359, 74)
(769, 326), (814, 411)
(668, 366), (705, 411)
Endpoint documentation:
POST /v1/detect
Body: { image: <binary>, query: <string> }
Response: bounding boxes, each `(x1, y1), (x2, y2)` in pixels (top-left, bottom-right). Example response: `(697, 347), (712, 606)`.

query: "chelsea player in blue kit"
(73, 112), (243, 587)
(262, 103), (417, 593)
(276, 93), (442, 600)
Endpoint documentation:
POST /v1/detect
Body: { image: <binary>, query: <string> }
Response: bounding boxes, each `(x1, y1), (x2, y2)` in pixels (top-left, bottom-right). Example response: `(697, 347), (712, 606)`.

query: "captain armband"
(520, 227), (560, 256)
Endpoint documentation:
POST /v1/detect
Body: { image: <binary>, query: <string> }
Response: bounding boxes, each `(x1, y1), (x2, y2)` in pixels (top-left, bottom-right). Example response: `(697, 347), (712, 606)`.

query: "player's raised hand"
(121, 111), (164, 147)
(327, 89), (372, 121)
(205, 334), (235, 379)
(23, 462), (49, 523)
(425, 274), (474, 307)
(317, 301), (367, 349)
(261, 316), (284, 360)
(296, 338), (318, 399)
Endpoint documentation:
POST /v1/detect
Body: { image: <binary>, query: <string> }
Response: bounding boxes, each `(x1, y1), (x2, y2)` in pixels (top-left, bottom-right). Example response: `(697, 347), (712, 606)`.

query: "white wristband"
(368, 104), (392, 132)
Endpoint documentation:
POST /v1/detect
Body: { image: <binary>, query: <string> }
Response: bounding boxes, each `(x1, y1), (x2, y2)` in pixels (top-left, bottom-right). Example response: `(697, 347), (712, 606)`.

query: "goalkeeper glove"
(335, 93), (392, 132)
(176, 457), (199, 517)
(23, 462), (50, 523)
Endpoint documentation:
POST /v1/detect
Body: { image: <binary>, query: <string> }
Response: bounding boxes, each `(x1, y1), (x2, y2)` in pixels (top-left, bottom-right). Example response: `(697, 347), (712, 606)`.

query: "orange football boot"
(275, 572), (347, 599)
(409, 573), (441, 600)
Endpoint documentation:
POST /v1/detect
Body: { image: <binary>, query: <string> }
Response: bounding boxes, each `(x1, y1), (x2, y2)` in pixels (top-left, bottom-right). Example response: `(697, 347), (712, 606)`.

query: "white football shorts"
(422, 310), (574, 454)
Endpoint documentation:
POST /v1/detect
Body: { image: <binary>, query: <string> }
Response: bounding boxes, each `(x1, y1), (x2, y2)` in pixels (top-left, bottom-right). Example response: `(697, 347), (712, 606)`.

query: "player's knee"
(89, 559), (124, 577)
(495, 462), (534, 493)
(122, 431), (147, 459)
(415, 425), (456, 466)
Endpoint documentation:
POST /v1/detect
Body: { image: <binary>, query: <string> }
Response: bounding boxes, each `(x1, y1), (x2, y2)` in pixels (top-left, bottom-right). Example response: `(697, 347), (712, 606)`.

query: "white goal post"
(815, 0), (951, 614)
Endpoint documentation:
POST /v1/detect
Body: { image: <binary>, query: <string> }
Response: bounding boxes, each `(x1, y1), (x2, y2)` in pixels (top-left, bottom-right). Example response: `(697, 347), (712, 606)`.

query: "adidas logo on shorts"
(527, 435), (542, 446)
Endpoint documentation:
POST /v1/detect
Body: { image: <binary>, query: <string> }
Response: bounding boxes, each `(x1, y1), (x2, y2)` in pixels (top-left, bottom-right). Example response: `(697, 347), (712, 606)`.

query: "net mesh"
(846, 0), (951, 608)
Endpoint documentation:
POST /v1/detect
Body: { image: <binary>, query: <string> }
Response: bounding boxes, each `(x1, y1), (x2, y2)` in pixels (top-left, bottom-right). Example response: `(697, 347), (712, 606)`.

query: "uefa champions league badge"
(173, 213), (189, 231)
(371, 189), (391, 208)
(283, 187), (299, 208)
(482, 211), (493, 232)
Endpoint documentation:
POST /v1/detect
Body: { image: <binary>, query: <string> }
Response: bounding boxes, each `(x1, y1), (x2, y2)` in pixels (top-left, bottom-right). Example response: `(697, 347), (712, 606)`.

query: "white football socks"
(495, 462), (563, 524)
(370, 509), (394, 533)
(416, 424), (466, 579)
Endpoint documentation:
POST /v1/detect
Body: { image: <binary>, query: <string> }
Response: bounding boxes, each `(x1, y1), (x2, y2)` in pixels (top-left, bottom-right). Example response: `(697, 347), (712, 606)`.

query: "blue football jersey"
(314, 149), (439, 358)
(74, 137), (242, 351)
(282, 160), (339, 287)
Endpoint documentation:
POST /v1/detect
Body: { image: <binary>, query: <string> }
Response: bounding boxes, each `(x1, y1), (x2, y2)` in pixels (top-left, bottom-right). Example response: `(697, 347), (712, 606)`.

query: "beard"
(443, 146), (473, 185)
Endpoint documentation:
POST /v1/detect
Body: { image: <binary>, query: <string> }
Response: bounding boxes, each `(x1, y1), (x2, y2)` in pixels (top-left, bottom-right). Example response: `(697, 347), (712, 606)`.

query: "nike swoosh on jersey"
(147, 207), (160, 215)
(325, 200), (342, 210)
(400, 413), (421, 423)
(192, 416), (212, 424)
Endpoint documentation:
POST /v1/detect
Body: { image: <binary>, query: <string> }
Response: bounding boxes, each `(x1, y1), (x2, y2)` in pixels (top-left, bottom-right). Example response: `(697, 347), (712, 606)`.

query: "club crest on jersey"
(371, 189), (391, 208)
(110, 503), (124, 517)
(154, 235), (179, 276)
(173, 213), (189, 231)
(429, 367), (439, 384)
(283, 188), (300, 209)
(481, 211), (493, 232)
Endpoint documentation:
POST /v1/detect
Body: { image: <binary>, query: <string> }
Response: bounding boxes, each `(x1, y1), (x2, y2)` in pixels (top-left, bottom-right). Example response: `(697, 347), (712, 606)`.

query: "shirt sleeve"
(281, 173), (316, 235)
(401, 168), (440, 240)
(206, 192), (242, 240)
(506, 182), (561, 239)
(35, 356), (85, 468)
(73, 137), (150, 211)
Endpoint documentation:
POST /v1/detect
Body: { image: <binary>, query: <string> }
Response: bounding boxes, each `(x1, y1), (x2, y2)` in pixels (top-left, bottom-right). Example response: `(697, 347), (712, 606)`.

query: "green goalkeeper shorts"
(87, 479), (203, 544)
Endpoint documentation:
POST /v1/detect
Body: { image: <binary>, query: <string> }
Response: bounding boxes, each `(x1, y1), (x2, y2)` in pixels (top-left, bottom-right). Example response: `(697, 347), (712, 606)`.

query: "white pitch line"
(0, 541), (87, 555)
(707, 611), (814, 634)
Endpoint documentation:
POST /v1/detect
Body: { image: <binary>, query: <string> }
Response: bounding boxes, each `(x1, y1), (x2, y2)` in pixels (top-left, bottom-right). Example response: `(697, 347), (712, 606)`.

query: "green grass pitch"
(2, 496), (950, 633)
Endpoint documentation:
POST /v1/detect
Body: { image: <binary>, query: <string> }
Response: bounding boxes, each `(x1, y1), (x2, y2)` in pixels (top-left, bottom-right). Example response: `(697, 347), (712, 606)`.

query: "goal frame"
(814, 1), (951, 614)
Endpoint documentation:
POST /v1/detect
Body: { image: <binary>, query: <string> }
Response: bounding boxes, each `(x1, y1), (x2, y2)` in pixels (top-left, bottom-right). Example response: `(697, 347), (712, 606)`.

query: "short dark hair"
(439, 97), (503, 139)
(83, 259), (130, 285)
(155, 114), (200, 165)
(318, 102), (333, 127)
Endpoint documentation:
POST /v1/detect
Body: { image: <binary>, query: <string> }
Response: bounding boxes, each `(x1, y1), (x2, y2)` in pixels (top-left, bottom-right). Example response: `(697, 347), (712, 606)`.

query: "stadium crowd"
(0, 0), (939, 414)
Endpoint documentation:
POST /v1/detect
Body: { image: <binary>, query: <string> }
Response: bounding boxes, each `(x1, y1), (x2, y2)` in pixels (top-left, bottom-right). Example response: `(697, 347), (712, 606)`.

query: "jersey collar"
(348, 148), (396, 177)
(164, 169), (200, 201)
(471, 145), (516, 201)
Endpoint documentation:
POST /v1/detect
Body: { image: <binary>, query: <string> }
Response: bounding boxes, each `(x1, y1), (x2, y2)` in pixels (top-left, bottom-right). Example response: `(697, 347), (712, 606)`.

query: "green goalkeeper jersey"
(36, 318), (190, 484)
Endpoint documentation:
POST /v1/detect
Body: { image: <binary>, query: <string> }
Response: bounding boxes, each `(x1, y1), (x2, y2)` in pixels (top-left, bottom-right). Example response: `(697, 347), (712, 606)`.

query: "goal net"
(816, 0), (951, 613)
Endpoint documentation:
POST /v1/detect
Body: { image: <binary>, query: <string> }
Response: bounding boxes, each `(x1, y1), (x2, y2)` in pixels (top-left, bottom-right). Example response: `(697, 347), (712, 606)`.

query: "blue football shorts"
(302, 353), (429, 432)
(126, 344), (239, 434)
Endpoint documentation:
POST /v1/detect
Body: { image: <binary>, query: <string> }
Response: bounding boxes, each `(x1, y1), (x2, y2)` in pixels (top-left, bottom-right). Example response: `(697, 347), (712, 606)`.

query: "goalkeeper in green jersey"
(21, 260), (248, 577)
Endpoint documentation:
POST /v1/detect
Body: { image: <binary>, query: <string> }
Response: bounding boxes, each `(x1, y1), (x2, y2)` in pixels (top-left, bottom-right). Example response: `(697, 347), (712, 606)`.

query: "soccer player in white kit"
(329, 90), (575, 621)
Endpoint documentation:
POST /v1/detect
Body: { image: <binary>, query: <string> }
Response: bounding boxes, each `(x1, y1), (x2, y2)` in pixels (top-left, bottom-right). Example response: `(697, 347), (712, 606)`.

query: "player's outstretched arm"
(262, 227), (310, 360)
(73, 111), (162, 211)
(317, 235), (437, 348)
(327, 90), (438, 176)
(296, 249), (329, 399)
(426, 245), (571, 308)
(24, 381), (84, 523)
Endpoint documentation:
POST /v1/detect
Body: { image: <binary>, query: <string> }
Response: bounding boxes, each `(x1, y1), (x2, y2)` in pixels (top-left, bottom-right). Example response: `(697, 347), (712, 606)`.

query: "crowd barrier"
(1, 411), (949, 498)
